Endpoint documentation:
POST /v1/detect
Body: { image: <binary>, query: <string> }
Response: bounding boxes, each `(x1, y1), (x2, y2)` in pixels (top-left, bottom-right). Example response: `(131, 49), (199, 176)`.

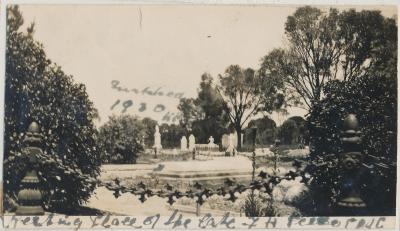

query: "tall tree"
(337, 9), (397, 81)
(217, 65), (285, 148)
(141, 117), (158, 148)
(178, 73), (229, 143)
(261, 7), (397, 109)
(177, 98), (201, 132)
(261, 7), (342, 108)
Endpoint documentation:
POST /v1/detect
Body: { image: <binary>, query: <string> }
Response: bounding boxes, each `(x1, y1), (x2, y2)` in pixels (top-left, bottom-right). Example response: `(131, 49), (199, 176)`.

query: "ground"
(84, 147), (310, 217)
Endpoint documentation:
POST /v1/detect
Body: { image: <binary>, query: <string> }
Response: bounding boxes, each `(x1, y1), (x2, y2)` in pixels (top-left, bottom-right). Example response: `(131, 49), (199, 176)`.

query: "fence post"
(15, 122), (45, 215)
(271, 139), (280, 173)
(336, 114), (366, 213)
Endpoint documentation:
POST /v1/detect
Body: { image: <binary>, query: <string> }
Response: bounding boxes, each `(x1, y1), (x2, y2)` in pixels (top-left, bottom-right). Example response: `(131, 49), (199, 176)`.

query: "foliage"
(307, 73), (397, 215)
(244, 117), (277, 146)
(261, 7), (397, 109)
(278, 119), (299, 145)
(287, 116), (309, 143)
(277, 117), (308, 145)
(191, 118), (228, 144)
(141, 117), (158, 148)
(159, 123), (186, 148)
(4, 6), (100, 212)
(304, 7), (397, 216)
(97, 115), (144, 164)
(243, 191), (276, 217)
(244, 151), (276, 217)
(218, 65), (288, 148)
(177, 98), (201, 132)
(178, 73), (229, 143)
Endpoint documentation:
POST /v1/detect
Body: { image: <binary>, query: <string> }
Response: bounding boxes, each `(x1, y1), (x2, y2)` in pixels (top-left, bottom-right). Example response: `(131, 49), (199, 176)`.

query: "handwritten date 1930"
(110, 99), (180, 123)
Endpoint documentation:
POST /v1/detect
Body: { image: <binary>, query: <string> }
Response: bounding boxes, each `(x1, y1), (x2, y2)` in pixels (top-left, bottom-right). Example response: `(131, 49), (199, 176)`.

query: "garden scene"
(2, 5), (397, 218)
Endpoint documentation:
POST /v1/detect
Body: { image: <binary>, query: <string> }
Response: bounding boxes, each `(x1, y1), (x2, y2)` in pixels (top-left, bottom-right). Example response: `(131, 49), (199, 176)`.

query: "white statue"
(188, 134), (196, 151)
(208, 136), (215, 145)
(208, 136), (216, 151)
(180, 136), (188, 151)
(153, 125), (162, 150)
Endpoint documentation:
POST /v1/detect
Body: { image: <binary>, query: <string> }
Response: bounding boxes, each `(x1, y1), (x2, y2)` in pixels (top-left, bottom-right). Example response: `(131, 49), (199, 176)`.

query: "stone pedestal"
(16, 122), (44, 215)
(151, 156), (253, 186)
(336, 114), (366, 215)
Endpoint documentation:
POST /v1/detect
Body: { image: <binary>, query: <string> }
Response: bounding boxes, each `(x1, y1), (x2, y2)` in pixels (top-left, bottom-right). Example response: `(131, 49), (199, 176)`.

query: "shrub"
(244, 190), (263, 217)
(244, 117), (277, 146)
(306, 72), (397, 215)
(159, 123), (186, 148)
(97, 115), (145, 164)
(278, 119), (299, 145)
(4, 6), (100, 212)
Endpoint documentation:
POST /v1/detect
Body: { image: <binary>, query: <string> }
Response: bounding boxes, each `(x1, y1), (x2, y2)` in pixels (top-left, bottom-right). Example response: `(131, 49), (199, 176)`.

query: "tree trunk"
(236, 126), (242, 149)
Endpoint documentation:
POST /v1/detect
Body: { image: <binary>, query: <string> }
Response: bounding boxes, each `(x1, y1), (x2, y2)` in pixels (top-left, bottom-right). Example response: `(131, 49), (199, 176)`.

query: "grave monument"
(153, 125), (162, 157)
(188, 134), (196, 151)
(180, 136), (188, 151)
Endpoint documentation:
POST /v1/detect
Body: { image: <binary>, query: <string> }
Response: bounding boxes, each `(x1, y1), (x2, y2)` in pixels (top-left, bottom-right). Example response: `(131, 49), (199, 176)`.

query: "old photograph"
(1, 2), (398, 228)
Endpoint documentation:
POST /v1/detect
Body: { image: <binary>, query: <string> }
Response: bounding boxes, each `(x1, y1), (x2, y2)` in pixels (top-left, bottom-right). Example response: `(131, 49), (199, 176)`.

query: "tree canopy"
(178, 73), (230, 143)
(245, 117), (277, 146)
(97, 115), (145, 164)
(4, 6), (100, 212)
(261, 6), (397, 109)
(217, 65), (288, 147)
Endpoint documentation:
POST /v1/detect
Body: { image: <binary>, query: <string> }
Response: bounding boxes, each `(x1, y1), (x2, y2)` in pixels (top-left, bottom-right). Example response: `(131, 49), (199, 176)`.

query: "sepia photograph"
(0, 2), (398, 229)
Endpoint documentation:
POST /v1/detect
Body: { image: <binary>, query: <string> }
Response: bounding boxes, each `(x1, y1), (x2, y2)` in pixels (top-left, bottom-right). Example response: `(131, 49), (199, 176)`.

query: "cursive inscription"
(2, 213), (389, 230)
(111, 80), (185, 99)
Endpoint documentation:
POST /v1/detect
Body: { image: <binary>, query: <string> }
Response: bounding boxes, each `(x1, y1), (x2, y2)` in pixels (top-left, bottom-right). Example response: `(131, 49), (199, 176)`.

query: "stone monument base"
(151, 156), (253, 186)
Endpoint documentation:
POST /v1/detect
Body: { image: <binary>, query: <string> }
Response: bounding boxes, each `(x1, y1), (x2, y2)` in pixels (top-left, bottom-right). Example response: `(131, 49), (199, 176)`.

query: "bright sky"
(18, 4), (397, 126)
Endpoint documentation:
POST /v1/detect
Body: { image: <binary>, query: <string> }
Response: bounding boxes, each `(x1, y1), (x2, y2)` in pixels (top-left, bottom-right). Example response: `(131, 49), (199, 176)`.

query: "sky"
(17, 4), (397, 126)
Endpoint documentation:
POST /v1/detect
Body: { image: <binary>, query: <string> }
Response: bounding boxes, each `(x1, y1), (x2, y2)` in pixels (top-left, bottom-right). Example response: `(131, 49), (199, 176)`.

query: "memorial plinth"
(151, 156), (253, 185)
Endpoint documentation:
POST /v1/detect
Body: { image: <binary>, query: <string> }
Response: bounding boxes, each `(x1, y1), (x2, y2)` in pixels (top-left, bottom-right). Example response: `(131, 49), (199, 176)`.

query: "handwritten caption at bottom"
(1, 211), (391, 230)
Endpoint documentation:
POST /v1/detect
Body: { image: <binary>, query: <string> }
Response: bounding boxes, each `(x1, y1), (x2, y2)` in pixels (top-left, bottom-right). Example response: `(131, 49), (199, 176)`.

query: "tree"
(218, 65), (285, 148)
(4, 6), (100, 212)
(97, 115), (144, 164)
(261, 7), (396, 109)
(306, 73), (396, 215)
(159, 123), (186, 148)
(287, 116), (309, 144)
(177, 98), (200, 132)
(178, 73), (229, 143)
(141, 117), (158, 148)
(337, 9), (397, 81)
(304, 9), (397, 215)
(285, 7), (342, 108)
(278, 119), (299, 145)
(245, 117), (277, 146)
